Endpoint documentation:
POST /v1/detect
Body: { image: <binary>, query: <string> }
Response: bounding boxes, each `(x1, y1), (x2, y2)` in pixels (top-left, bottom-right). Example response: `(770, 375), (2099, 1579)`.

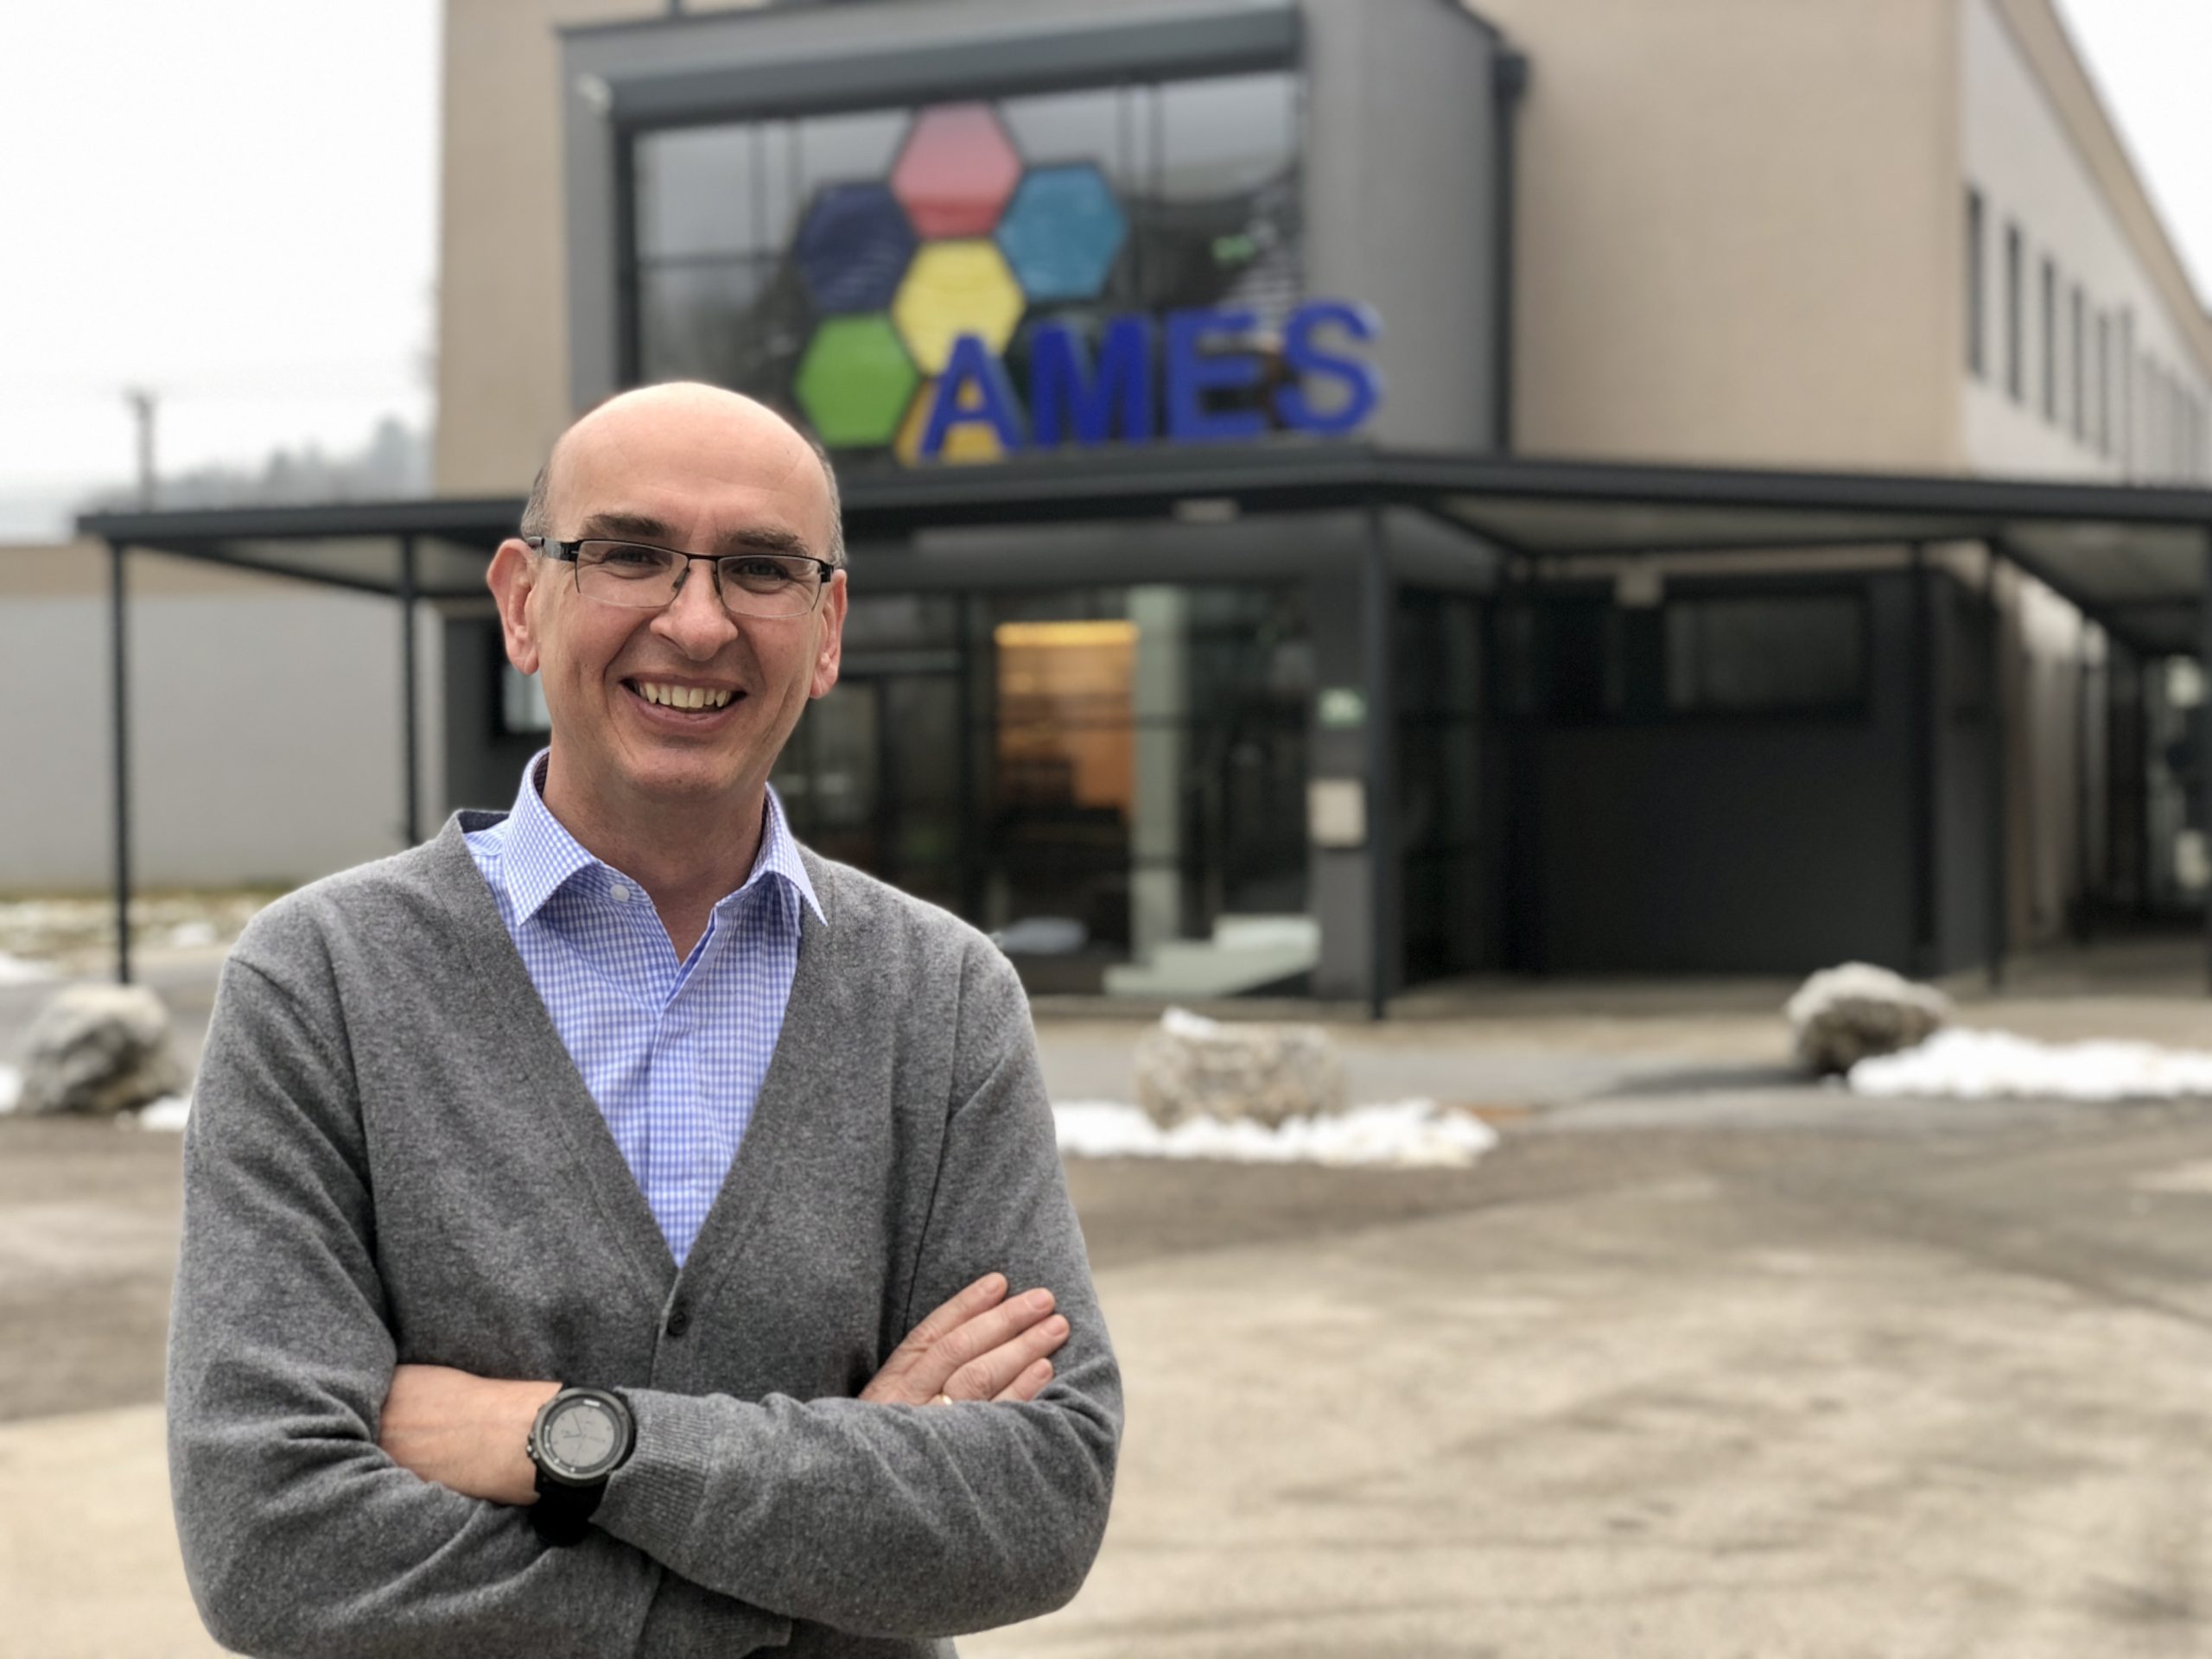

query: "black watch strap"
(530, 1466), (605, 1547)
(527, 1385), (635, 1548)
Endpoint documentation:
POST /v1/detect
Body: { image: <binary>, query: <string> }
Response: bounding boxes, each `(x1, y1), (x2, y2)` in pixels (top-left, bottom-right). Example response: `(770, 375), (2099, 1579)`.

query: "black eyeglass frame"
(523, 536), (838, 613)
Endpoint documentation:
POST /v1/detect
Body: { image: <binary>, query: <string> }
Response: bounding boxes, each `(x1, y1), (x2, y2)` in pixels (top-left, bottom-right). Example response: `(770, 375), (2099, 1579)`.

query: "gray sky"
(0, 1), (2203, 538)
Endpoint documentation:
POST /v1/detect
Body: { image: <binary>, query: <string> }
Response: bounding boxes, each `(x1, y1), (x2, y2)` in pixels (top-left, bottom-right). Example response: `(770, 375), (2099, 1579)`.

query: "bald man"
(167, 385), (1122, 1658)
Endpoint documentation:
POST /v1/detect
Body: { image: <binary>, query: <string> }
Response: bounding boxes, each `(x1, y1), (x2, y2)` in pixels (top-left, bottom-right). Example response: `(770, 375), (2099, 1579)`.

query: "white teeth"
(636, 682), (732, 709)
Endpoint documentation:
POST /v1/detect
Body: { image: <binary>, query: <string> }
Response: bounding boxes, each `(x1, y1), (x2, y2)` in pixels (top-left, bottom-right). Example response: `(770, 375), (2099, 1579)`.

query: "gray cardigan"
(167, 813), (1121, 1657)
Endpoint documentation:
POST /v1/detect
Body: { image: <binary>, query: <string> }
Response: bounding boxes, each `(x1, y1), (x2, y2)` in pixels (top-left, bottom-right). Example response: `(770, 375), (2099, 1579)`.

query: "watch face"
(544, 1397), (621, 1478)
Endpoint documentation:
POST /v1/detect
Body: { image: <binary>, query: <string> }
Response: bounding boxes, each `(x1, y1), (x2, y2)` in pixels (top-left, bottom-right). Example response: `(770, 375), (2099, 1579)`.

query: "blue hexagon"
(794, 182), (918, 315)
(994, 164), (1127, 304)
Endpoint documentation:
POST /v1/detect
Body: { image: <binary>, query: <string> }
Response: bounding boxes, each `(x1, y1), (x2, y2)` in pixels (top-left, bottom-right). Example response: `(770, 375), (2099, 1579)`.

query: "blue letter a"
(921, 335), (1027, 459)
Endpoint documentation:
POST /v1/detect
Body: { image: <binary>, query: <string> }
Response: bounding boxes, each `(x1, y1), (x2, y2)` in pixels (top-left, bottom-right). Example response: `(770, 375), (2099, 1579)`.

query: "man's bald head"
(518, 382), (845, 567)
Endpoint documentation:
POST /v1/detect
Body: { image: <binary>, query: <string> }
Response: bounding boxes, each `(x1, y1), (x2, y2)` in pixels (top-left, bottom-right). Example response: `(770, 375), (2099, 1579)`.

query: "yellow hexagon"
(894, 378), (1010, 467)
(890, 240), (1027, 375)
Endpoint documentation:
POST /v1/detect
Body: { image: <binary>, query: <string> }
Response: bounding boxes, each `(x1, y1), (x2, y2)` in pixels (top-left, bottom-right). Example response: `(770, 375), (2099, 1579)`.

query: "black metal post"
(1908, 543), (1936, 975)
(398, 535), (421, 846)
(1985, 546), (2007, 989)
(109, 541), (133, 986)
(1363, 511), (1396, 1020)
(2073, 621), (2094, 944)
(2201, 534), (2212, 990)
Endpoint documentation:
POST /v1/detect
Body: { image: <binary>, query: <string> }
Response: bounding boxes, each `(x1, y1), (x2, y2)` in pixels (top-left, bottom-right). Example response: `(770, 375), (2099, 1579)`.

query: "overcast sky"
(0, 0), (2204, 539)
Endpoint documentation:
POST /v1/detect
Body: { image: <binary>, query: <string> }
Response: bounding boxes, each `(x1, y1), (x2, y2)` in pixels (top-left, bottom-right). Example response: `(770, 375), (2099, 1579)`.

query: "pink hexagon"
(891, 104), (1022, 239)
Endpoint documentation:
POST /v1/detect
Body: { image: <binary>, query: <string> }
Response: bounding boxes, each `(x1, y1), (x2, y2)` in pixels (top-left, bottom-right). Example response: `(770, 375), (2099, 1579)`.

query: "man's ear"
(486, 538), (543, 675)
(810, 569), (848, 700)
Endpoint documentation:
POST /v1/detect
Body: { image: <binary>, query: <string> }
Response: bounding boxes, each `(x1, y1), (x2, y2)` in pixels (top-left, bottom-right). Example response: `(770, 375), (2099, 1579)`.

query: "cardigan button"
(665, 1300), (692, 1338)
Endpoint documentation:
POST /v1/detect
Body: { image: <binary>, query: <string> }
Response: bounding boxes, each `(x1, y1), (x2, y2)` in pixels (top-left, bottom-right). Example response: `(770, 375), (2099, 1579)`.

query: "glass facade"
(763, 583), (1312, 994)
(628, 71), (1304, 464)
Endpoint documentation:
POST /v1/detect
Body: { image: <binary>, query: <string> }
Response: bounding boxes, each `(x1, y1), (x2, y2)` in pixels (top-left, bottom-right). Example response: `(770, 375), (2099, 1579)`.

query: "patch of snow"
(1158, 1007), (1221, 1041)
(1054, 1098), (1498, 1168)
(165, 920), (219, 949)
(0, 1065), (19, 1115)
(1850, 1028), (2212, 1101)
(124, 1095), (192, 1133)
(0, 951), (54, 986)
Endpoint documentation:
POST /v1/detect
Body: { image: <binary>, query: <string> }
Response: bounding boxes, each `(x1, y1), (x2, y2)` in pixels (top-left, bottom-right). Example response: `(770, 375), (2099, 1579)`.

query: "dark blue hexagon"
(995, 164), (1127, 304)
(795, 182), (918, 315)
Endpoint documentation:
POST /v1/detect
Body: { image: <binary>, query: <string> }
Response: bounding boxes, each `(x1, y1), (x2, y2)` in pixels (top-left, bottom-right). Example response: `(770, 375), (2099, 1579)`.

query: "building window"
(1964, 188), (1985, 378)
(2120, 309), (2135, 468)
(2069, 283), (2085, 441)
(2004, 223), (2024, 403)
(2040, 257), (2057, 423)
(502, 665), (552, 735)
(1664, 594), (1866, 715)
(626, 70), (1304, 461)
(2096, 311), (2112, 455)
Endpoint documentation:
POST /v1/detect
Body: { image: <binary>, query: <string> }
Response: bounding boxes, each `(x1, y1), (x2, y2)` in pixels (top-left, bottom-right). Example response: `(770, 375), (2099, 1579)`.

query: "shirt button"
(609, 882), (632, 904)
(665, 1300), (692, 1338)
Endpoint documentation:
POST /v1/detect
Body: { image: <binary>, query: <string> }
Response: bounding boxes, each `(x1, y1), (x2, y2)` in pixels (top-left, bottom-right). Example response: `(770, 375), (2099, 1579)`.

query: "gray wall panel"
(1523, 574), (1919, 975)
(0, 575), (419, 891)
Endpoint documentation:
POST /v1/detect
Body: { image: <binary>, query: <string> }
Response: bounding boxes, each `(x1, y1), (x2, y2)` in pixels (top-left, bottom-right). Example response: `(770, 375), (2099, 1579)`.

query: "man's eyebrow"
(573, 512), (812, 558)
(715, 525), (811, 558)
(575, 511), (676, 543)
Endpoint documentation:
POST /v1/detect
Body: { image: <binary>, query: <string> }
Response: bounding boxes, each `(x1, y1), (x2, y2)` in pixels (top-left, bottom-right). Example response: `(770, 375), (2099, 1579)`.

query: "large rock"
(17, 984), (188, 1116)
(1786, 963), (1950, 1077)
(1134, 1007), (1348, 1128)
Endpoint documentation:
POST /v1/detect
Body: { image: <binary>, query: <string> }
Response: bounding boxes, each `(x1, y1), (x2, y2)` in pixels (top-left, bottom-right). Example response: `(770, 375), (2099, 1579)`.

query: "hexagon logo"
(793, 182), (916, 315)
(894, 378), (1009, 467)
(792, 315), (918, 448)
(890, 240), (1026, 375)
(891, 104), (1022, 239)
(995, 164), (1127, 304)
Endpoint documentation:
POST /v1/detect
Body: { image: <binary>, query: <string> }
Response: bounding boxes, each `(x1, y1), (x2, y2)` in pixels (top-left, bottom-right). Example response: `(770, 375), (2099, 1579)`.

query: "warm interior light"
(993, 620), (1138, 813)
(993, 620), (1139, 649)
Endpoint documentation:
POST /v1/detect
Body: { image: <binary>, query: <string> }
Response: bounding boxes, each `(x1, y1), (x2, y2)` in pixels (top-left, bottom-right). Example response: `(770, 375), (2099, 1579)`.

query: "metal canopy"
(66, 442), (2212, 996)
(79, 445), (2212, 653)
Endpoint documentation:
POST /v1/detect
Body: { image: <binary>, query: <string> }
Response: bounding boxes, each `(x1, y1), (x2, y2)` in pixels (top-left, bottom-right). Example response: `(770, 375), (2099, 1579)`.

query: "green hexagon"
(794, 315), (919, 448)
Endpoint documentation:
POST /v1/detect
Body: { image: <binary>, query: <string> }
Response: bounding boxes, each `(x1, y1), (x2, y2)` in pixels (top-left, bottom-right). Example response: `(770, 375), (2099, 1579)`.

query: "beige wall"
(0, 543), (442, 891)
(437, 0), (653, 495)
(1474, 0), (1963, 472)
(435, 0), (777, 495)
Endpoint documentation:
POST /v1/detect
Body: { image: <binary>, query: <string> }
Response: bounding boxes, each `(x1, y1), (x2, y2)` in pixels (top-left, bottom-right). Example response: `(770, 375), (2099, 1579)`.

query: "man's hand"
(861, 1272), (1069, 1408)
(379, 1273), (1063, 1502)
(379, 1364), (560, 1506)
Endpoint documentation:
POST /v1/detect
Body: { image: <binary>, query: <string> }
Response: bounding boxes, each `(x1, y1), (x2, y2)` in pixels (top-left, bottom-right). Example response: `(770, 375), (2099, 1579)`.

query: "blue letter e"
(1165, 308), (1267, 443)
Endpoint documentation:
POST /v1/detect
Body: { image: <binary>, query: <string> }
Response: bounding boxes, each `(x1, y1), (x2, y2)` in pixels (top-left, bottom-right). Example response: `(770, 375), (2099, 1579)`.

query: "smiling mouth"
(625, 678), (741, 712)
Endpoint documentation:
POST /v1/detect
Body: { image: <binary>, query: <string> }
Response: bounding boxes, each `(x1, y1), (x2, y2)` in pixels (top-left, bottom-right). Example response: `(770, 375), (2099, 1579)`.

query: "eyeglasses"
(525, 537), (836, 619)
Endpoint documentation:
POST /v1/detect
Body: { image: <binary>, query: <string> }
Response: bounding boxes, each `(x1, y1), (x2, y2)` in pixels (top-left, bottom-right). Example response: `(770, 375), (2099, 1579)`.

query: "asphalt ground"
(10, 958), (2212, 1654)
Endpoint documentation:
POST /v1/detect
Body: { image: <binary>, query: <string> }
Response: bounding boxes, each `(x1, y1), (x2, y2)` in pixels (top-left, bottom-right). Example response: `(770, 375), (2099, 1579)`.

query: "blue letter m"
(1028, 317), (1154, 447)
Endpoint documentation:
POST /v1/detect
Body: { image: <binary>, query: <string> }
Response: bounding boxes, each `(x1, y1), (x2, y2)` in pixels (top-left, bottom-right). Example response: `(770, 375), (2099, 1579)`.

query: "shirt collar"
(499, 749), (825, 929)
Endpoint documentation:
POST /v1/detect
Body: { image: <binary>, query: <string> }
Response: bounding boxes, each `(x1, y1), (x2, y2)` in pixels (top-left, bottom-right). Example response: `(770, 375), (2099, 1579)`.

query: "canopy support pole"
(399, 534), (421, 846)
(2202, 533), (2212, 991)
(1908, 543), (1936, 976)
(109, 541), (133, 986)
(1985, 545), (2007, 991)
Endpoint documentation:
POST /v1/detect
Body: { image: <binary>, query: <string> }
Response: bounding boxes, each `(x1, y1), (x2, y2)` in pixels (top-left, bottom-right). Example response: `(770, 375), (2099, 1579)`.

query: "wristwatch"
(525, 1386), (636, 1546)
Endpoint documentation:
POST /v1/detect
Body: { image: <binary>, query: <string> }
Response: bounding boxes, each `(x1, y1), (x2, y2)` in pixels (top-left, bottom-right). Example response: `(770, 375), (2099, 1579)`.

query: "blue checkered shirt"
(464, 752), (823, 1266)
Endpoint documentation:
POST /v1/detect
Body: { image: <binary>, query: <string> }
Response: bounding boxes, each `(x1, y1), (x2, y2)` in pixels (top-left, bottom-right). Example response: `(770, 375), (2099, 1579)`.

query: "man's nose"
(655, 560), (741, 653)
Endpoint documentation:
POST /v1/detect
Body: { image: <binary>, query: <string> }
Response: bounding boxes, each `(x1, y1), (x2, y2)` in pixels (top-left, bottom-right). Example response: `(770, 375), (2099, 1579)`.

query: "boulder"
(1134, 1007), (1348, 1128)
(16, 984), (188, 1116)
(1786, 963), (1950, 1076)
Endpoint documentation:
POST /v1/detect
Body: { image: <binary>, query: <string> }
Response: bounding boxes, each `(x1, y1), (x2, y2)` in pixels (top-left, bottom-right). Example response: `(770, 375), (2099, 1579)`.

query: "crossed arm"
(378, 1272), (1072, 1506)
